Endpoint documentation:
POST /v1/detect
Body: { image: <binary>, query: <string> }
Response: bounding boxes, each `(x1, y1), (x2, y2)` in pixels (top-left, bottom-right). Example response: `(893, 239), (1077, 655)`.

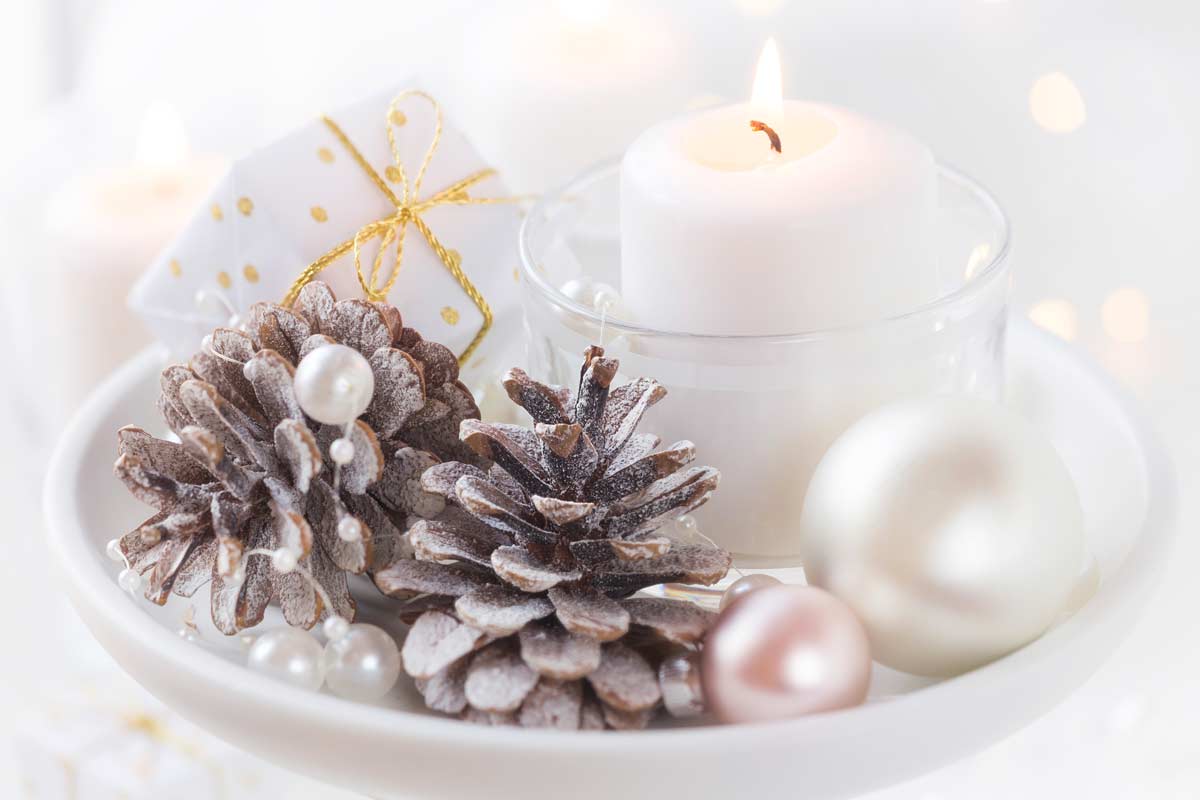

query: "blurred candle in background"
(452, 0), (688, 193)
(40, 103), (225, 419)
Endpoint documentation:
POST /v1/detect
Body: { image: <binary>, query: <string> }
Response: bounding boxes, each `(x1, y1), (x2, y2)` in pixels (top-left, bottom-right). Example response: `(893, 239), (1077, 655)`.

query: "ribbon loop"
(282, 90), (519, 366)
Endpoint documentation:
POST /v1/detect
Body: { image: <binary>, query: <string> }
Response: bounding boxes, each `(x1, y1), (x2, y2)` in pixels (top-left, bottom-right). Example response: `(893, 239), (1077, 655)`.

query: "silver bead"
(322, 623), (401, 702)
(246, 628), (325, 691)
(293, 344), (375, 425)
(658, 648), (706, 718)
(329, 437), (356, 465)
(337, 517), (363, 543)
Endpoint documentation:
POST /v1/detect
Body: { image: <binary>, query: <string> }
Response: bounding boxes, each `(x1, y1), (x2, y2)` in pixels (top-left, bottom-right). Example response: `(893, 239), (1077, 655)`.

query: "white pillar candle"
(620, 41), (939, 334)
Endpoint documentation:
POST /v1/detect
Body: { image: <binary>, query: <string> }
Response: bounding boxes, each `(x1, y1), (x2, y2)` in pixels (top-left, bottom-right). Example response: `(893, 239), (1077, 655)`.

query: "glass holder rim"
(517, 157), (1011, 344)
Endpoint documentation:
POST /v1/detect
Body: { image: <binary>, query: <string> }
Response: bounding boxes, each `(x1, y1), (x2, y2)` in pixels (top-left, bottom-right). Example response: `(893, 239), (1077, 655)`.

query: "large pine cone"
(378, 346), (731, 729)
(113, 281), (486, 634)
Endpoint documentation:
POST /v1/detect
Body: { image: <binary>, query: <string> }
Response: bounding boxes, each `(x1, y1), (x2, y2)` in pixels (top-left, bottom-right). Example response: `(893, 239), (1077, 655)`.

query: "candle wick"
(749, 120), (782, 155)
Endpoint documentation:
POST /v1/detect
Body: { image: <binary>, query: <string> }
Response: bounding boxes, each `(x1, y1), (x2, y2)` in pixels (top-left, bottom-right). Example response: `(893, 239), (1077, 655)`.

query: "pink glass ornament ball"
(702, 585), (871, 724)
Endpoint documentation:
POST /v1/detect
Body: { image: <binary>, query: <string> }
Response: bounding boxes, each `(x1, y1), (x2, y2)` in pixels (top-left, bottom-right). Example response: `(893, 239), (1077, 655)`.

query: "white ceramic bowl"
(44, 320), (1175, 800)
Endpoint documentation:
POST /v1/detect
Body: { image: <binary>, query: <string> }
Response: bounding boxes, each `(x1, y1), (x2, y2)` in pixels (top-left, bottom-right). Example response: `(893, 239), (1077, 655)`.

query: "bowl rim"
(517, 158), (1012, 343)
(43, 323), (1176, 758)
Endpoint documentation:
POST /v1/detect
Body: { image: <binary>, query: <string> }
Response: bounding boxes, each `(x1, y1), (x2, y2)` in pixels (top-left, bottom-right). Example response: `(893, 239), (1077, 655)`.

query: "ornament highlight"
(799, 396), (1086, 677)
(322, 624), (402, 702)
(293, 343), (376, 425)
(247, 628), (326, 691)
(702, 585), (871, 724)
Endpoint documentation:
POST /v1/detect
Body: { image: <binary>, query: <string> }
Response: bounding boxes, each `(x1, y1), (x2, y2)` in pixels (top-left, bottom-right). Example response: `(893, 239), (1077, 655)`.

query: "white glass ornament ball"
(246, 628), (325, 691)
(292, 344), (375, 426)
(799, 396), (1086, 678)
(322, 623), (402, 702)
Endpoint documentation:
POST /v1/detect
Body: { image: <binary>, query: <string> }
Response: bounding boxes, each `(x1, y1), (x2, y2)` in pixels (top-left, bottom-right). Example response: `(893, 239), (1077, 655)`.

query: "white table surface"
(3, 1), (1198, 797)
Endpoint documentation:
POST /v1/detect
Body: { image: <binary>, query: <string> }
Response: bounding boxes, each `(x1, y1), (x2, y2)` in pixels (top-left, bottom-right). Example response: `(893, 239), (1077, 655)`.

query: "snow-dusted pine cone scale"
(376, 346), (732, 729)
(113, 282), (486, 634)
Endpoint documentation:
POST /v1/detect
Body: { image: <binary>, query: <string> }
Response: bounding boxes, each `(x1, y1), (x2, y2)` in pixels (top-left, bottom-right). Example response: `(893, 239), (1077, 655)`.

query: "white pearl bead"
(658, 648), (705, 718)
(323, 615), (350, 641)
(800, 396), (1085, 677)
(293, 344), (375, 425)
(231, 563), (247, 585)
(322, 623), (401, 702)
(271, 547), (299, 573)
(329, 437), (356, 465)
(118, 568), (143, 594)
(105, 538), (124, 562)
(337, 517), (363, 543)
(246, 628), (325, 691)
(559, 277), (596, 306)
(719, 573), (782, 611)
(591, 282), (623, 316)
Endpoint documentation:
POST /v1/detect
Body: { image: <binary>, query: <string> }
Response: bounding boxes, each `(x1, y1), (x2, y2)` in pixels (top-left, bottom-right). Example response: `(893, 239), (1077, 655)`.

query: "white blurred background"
(0, 1), (1196, 797)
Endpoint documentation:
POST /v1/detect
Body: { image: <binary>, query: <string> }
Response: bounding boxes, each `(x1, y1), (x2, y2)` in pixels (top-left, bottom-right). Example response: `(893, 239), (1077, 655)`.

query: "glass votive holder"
(518, 160), (1010, 566)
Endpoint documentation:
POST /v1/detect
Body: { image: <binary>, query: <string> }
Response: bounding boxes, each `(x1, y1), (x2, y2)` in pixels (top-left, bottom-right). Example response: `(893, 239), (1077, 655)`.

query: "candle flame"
(750, 37), (784, 125)
(134, 102), (190, 170)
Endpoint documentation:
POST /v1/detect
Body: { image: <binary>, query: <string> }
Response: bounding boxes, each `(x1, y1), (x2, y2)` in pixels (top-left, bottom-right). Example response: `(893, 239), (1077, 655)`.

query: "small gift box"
(128, 80), (524, 381)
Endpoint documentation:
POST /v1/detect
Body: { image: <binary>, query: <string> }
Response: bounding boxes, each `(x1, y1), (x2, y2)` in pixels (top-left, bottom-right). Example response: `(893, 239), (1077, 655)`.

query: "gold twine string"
(282, 89), (520, 365)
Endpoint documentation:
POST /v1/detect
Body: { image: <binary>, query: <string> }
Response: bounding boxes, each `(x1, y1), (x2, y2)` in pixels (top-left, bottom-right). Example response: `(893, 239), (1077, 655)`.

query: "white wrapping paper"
(128, 81), (523, 381)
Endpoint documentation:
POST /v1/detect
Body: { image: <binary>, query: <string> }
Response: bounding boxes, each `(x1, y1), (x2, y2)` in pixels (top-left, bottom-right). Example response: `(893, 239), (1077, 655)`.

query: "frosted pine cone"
(113, 281), (485, 634)
(379, 346), (731, 729)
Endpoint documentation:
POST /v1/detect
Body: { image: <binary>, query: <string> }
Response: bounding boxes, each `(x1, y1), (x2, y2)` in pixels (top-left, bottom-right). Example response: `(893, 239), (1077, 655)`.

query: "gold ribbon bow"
(283, 90), (517, 365)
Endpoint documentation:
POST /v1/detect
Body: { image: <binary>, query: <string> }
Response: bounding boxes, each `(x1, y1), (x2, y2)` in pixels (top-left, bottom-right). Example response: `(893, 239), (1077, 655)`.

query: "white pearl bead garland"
(105, 538), (124, 562)
(271, 547), (299, 573)
(329, 437), (356, 465)
(558, 277), (627, 318)
(719, 573), (782, 611)
(323, 615), (351, 642)
(293, 344), (375, 425)
(337, 517), (363, 543)
(322, 623), (402, 702)
(117, 568), (143, 594)
(246, 628), (326, 692)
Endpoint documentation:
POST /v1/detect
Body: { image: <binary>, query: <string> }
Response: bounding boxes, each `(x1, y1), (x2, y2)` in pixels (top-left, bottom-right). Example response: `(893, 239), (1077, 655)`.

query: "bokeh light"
(1028, 299), (1079, 341)
(1029, 72), (1087, 134)
(1101, 287), (1150, 344)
